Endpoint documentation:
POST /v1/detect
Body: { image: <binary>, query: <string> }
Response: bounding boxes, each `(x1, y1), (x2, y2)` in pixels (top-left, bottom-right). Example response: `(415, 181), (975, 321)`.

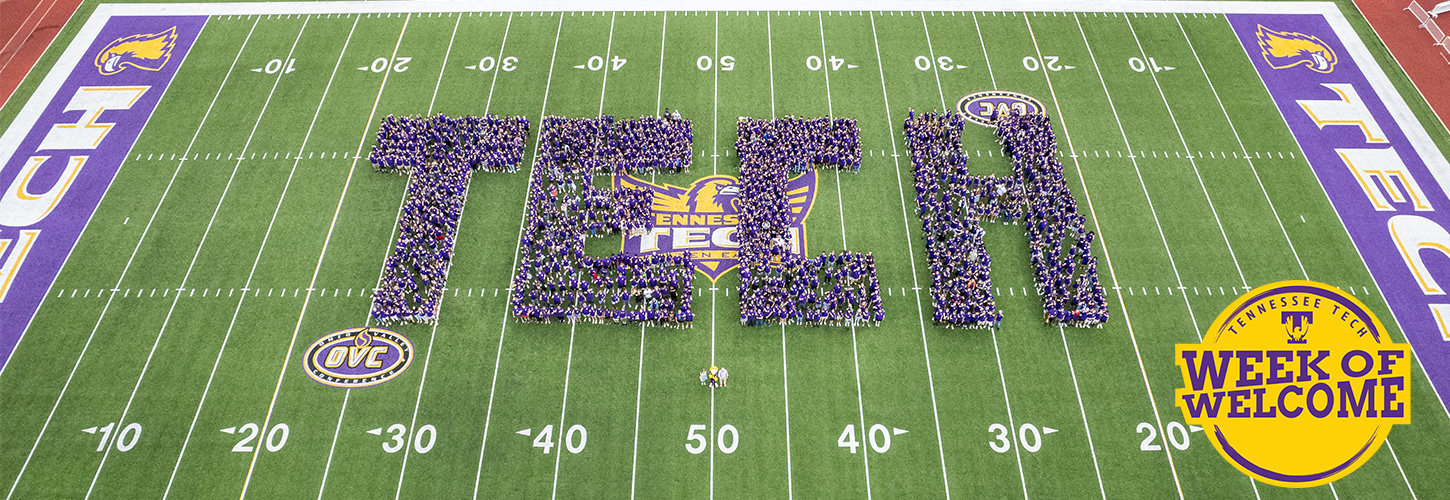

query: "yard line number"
(467, 56), (517, 72)
(1137, 421), (1193, 451)
(915, 55), (967, 71)
(222, 422), (290, 452)
(82, 422), (142, 452)
(988, 423), (1057, 453)
(575, 55), (626, 71)
(807, 55), (857, 71)
(686, 424), (739, 454)
(696, 55), (735, 71)
(368, 423), (437, 454)
(838, 424), (906, 454)
(518, 424), (586, 454)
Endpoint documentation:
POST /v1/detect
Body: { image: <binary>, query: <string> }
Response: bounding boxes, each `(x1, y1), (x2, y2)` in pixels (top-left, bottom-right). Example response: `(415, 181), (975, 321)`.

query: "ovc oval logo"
(956, 90), (1046, 128)
(304, 327), (414, 388)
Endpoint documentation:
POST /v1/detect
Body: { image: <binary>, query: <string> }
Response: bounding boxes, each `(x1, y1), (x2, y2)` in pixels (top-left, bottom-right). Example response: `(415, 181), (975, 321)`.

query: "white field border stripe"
(474, 13), (564, 500)
(0, 10), (189, 386)
(1020, 14), (1106, 500)
(83, 16), (312, 499)
(3, 15), (238, 500)
(59, 1), (1349, 20)
(161, 15), (361, 500)
(240, 13), (412, 500)
(1315, 1), (1450, 420)
(868, 11), (950, 500)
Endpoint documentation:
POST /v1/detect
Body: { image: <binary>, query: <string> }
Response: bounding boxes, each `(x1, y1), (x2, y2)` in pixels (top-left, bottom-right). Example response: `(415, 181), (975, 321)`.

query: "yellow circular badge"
(1175, 281), (1411, 488)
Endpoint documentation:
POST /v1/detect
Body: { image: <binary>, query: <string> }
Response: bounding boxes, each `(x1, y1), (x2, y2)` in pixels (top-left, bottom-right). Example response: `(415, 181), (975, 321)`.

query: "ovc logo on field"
(956, 90), (1045, 128)
(304, 327), (414, 388)
(94, 26), (178, 75)
(1175, 281), (1410, 487)
(1255, 25), (1337, 73)
(616, 171), (817, 282)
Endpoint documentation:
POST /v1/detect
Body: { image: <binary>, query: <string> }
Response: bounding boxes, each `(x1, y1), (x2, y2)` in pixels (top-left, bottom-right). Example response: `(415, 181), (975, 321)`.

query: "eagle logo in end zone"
(1255, 25), (1337, 73)
(956, 90), (1046, 128)
(303, 327), (413, 388)
(94, 26), (178, 75)
(616, 170), (817, 282)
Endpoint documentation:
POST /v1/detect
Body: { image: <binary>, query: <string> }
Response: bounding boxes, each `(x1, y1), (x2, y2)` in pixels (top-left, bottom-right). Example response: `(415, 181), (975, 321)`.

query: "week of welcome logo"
(616, 170), (817, 282)
(1175, 281), (1410, 487)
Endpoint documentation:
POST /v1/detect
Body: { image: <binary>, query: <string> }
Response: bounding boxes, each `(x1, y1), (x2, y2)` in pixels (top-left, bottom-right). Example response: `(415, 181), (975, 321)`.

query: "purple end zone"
(0, 15), (205, 372)
(1229, 13), (1450, 414)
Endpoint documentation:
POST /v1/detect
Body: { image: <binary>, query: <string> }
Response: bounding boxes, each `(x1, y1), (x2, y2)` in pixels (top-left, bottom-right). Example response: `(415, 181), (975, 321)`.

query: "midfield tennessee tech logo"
(94, 26), (178, 75)
(1175, 281), (1410, 488)
(304, 327), (413, 388)
(617, 171), (817, 282)
(1255, 25), (1337, 74)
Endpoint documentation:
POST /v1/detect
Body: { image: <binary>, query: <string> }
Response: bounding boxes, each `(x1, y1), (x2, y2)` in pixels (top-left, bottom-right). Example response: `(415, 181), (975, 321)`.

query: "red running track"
(1354, 0), (1450, 135)
(0, 0), (85, 110)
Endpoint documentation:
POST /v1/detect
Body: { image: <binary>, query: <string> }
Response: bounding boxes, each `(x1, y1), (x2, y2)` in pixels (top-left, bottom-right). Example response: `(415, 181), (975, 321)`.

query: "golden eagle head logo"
(95, 26), (178, 75)
(688, 178), (741, 214)
(1256, 25), (1336, 73)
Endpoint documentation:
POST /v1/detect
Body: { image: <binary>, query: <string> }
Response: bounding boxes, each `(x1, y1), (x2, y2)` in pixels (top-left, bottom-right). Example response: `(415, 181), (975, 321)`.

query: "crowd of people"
(995, 111), (1109, 327)
(367, 113), (530, 325)
(369, 113), (529, 175)
(903, 108), (1109, 329)
(737, 116), (863, 173)
(510, 114), (696, 327)
(904, 110), (1003, 329)
(734, 116), (884, 327)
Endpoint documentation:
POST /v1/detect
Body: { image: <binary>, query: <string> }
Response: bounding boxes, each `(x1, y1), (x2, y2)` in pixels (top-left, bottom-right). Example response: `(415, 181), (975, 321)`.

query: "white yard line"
(868, 12), (950, 499)
(1120, 16), (1247, 289)
(2, 15), (240, 500)
(484, 13), (514, 114)
(1072, 11), (1192, 499)
(599, 12), (617, 116)
(766, 17), (793, 499)
(161, 15), (361, 500)
(549, 322), (579, 500)
(713, 12), (719, 175)
(84, 17), (313, 499)
(655, 13), (666, 116)
(474, 13), (564, 499)
(1020, 14), (1107, 500)
(391, 14), (469, 498)
(817, 13), (870, 499)
(628, 325), (646, 499)
(241, 13), (412, 499)
(919, 13), (947, 111)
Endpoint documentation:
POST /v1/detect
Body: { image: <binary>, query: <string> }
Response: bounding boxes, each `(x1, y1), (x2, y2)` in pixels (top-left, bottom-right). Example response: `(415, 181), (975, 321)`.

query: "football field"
(2, 1), (1449, 498)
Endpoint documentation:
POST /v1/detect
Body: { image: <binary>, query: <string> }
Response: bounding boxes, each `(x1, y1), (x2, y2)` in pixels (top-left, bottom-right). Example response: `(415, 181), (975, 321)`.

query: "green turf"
(1, 7), (1448, 500)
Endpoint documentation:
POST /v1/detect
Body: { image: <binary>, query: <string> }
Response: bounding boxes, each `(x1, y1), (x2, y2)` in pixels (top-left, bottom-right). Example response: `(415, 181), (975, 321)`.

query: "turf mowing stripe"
(83, 16), (313, 500)
(867, 11), (949, 499)
(474, 13), (564, 499)
(240, 13), (412, 499)
(3, 15), (244, 500)
(1121, 16), (1248, 290)
(160, 13), (361, 500)
(1020, 13), (1107, 500)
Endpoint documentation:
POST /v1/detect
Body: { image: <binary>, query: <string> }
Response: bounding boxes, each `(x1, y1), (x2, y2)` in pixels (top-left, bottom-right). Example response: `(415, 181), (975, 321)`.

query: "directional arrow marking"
(357, 66), (369, 71)
(221, 427), (237, 434)
(1163, 66), (1176, 71)
(1043, 427), (1059, 435)
(466, 65), (476, 70)
(1190, 425), (1203, 433)
(82, 427), (97, 434)
(516, 428), (532, 436)
(573, 64), (587, 69)
(1064, 65), (1076, 69)
(367, 427), (383, 436)
(250, 68), (264, 73)
(955, 64), (968, 69)
(847, 64), (859, 69)
(893, 428), (909, 436)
